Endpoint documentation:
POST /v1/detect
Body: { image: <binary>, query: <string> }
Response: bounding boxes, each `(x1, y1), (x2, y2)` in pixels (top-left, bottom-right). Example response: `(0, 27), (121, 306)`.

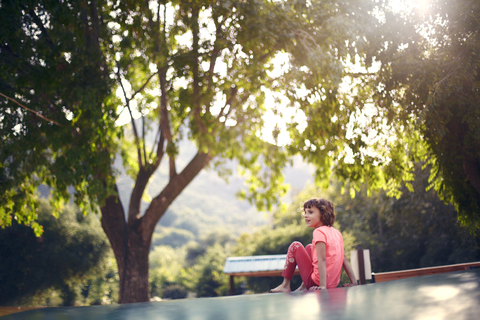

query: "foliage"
(0, 199), (111, 306)
(78, 255), (119, 306)
(184, 229), (236, 267)
(182, 231), (237, 297)
(161, 285), (188, 300)
(333, 166), (480, 272)
(285, 0), (480, 229)
(190, 244), (231, 297)
(148, 230), (236, 298)
(152, 226), (196, 248)
(371, 0), (480, 229)
(13, 253), (119, 307)
(0, 0), (119, 234)
(149, 245), (185, 297)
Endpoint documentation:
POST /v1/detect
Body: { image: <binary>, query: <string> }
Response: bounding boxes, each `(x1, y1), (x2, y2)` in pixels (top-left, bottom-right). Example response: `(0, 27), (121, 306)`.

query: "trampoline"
(2, 268), (479, 320)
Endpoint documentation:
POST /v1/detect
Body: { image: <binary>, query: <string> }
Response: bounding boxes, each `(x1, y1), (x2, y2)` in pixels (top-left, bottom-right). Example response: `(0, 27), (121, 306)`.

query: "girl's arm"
(342, 251), (358, 286)
(315, 242), (327, 289)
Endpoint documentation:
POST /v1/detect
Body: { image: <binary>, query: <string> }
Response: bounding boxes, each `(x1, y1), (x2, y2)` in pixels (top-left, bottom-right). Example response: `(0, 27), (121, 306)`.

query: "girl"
(270, 198), (357, 292)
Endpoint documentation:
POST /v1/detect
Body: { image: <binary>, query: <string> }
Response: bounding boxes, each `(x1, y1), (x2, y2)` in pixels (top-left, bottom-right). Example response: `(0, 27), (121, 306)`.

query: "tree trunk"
(100, 184), (152, 303)
(463, 156), (480, 197)
(119, 228), (151, 303)
(101, 194), (153, 303)
(100, 151), (211, 303)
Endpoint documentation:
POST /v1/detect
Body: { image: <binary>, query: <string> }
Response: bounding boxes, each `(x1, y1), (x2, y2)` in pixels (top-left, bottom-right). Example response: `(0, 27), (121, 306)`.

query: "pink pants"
(282, 241), (318, 289)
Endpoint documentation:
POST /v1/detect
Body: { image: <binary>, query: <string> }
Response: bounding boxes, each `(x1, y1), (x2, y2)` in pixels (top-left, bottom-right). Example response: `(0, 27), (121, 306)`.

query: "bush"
(161, 285), (188, 300)
(192, 244), (230, 297)
(0, 199), (110, 306)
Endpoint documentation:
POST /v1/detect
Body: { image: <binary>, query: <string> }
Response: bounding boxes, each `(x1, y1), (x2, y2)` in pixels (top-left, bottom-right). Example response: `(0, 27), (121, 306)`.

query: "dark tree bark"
(463, 157), (480, 197)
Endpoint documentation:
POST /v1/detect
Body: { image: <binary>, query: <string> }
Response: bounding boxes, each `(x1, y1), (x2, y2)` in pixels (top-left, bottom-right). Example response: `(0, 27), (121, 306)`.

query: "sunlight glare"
(267, 52), (290, 78)
(418, 285), (460, 301)
(388, 0), (430, 14)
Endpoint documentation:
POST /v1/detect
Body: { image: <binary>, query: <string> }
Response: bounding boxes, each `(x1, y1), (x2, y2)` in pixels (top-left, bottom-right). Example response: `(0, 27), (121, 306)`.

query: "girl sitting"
(270, 198), (357, 292)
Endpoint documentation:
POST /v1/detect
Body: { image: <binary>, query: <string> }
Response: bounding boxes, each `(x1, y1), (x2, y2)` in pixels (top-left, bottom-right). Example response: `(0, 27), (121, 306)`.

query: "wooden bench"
(372, 261), (480, 283)
(223, 255), (299, 294)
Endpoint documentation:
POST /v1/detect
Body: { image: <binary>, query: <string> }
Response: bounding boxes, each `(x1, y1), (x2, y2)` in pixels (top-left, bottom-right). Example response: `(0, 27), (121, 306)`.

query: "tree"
(1, 0), (380, 303)
(191, 243), (230, 297)
(0, 199), (110, 306)
(285, 0), (480, 230)
(103, 0), (378, 302)
(148, 230), (236, 298)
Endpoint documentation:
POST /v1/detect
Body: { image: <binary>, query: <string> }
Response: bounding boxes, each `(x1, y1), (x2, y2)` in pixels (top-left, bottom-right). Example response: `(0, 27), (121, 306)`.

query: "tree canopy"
(1, 0), (381, 302)
(0, 0), (118, 235)
(285, 0), (480, 230)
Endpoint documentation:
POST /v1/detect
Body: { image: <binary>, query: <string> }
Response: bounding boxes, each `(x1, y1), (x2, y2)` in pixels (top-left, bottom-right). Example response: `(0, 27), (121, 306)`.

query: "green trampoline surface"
(2, 269), (479, 320)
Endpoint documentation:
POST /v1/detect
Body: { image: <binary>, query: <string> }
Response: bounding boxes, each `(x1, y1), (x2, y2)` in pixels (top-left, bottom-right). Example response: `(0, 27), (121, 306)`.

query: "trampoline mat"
(2, 268), (479, 320)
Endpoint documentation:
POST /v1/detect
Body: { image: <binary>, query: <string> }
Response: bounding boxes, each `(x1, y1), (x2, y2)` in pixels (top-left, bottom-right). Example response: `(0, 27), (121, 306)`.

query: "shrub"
(161, 285), (188, 300)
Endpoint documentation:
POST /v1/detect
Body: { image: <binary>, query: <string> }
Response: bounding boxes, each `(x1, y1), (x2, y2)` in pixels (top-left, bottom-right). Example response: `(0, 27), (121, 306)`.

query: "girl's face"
(304, 206), (324, 228)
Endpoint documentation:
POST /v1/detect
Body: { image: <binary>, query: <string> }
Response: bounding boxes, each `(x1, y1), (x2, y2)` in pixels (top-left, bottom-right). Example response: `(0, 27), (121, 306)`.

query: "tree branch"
(115, 62), (143, 167)
(142, 115), (147, 165)
(344, 72), (376, 77)
(158, 69), (176, 178)
(127, 168), (150, 226)
(158, 70), (172, 141)
(89, 1), (101, 54)
(0, 92), (63, 127)
(153, 130), (165, 166)
(142, 151), (211, 240)
(191, 6), (206, 134)
(27, 9), (55, 51)
(216, 86), (238, 121)
(127, 133), (166, 228)
(131, 72), (159, 101)
(206, 18), (227, 94)
(125, 65), (171, 227)
(169, 156), (177, 179)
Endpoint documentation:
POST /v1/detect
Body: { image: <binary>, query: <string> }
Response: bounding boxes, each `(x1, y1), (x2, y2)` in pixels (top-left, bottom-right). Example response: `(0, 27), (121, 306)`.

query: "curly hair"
(303, 198), (335, 227)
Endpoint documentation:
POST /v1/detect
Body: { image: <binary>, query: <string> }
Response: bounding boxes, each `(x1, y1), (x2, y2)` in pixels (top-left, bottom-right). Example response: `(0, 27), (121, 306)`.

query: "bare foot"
(294, 283), (306, 292)
(270, 283), (291, 293)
